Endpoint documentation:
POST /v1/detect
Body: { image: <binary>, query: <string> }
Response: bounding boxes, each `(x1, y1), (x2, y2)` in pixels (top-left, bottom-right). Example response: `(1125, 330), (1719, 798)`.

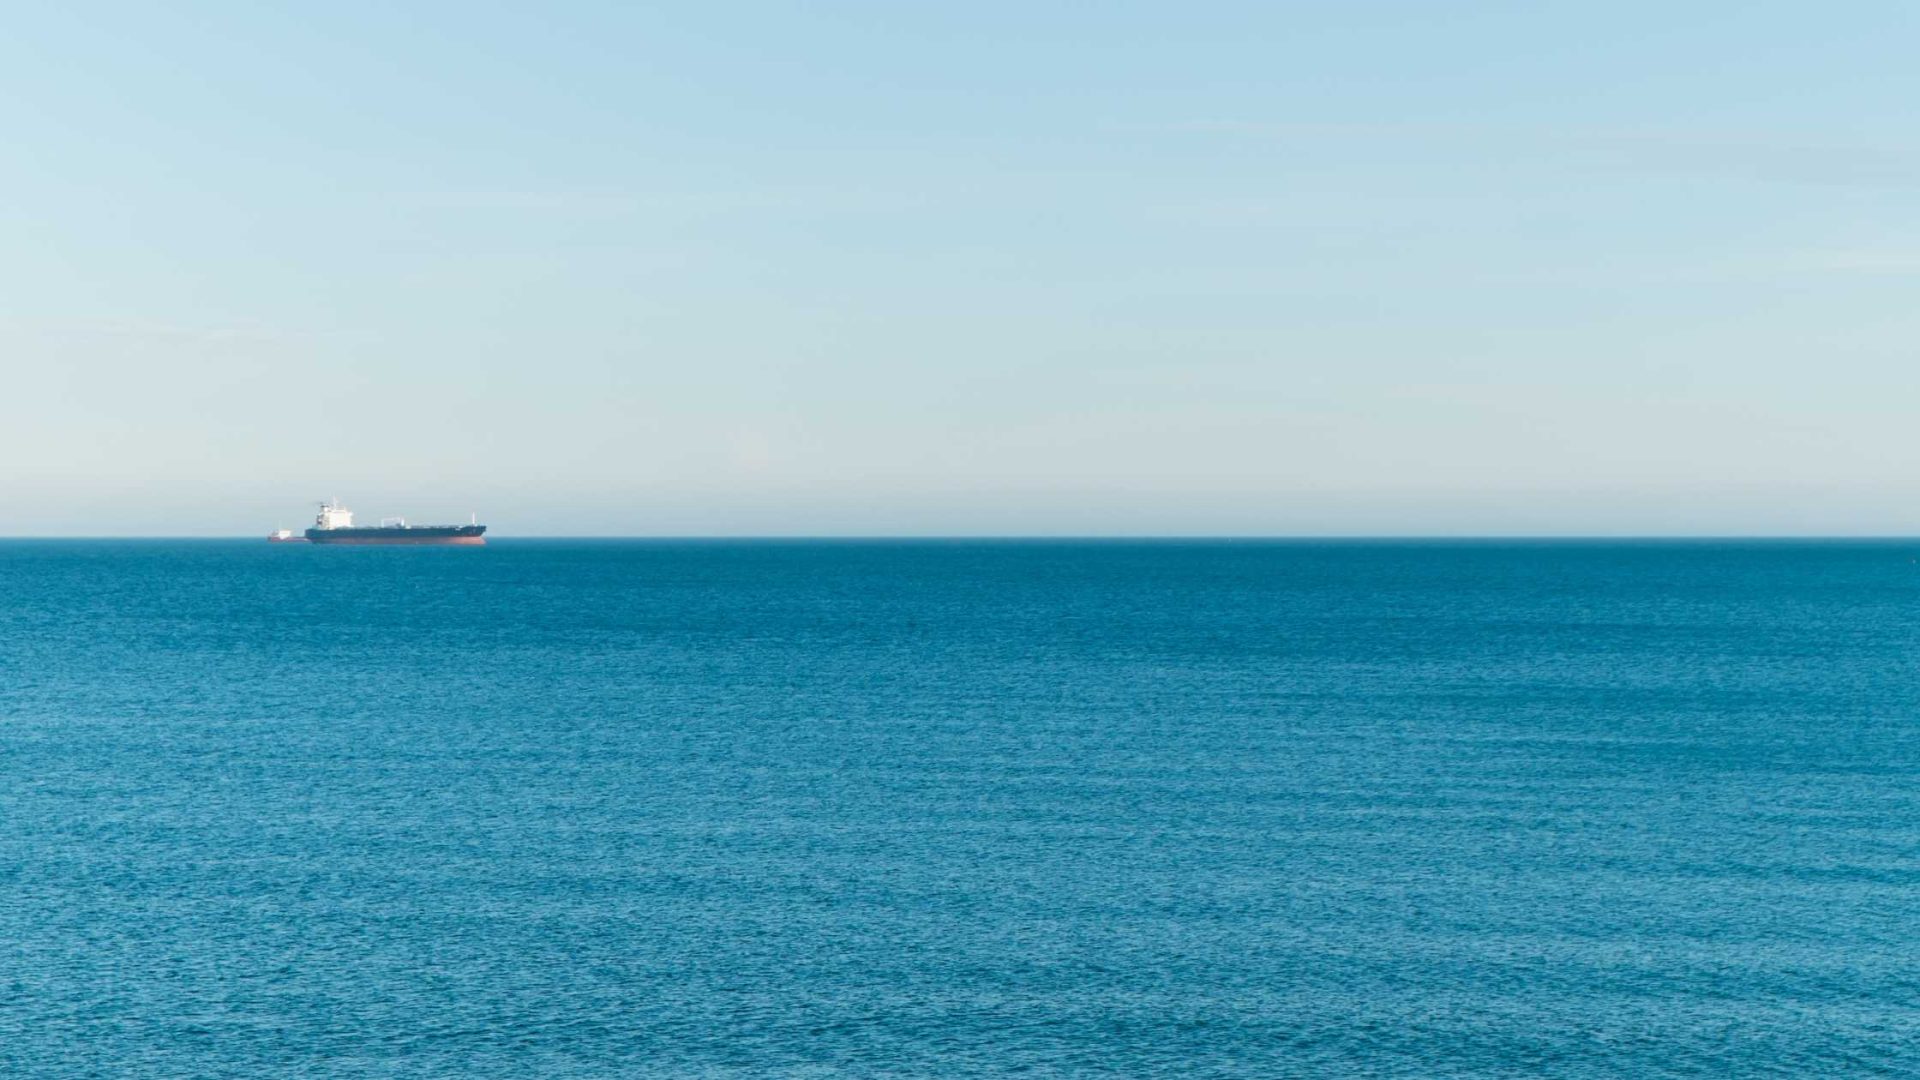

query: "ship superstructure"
(299, 499), (487, 545)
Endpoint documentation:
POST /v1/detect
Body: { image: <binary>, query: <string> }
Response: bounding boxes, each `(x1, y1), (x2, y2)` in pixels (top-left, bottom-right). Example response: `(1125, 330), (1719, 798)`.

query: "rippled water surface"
(1, 540), (1915, 1076)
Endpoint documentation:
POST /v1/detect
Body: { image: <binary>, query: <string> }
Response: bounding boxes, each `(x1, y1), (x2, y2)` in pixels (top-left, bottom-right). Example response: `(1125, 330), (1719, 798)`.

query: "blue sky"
(5, 2), (1920, 534)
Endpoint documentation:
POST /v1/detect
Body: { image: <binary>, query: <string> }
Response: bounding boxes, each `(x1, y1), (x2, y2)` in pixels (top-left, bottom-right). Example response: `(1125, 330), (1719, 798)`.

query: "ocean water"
(0, 540), (1915, 1077)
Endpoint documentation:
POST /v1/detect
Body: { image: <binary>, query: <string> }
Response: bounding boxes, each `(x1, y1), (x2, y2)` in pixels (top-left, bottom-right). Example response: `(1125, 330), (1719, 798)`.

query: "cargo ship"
(298, 499), (487, 546)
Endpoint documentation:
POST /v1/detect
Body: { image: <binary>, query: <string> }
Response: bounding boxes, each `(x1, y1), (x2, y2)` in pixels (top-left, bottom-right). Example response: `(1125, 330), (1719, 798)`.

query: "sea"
(0, 540), (1914, 1077)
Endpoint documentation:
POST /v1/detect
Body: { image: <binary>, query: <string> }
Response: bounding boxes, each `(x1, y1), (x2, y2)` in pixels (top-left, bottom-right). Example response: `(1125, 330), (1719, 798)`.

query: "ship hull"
(305, 525), (487, 546)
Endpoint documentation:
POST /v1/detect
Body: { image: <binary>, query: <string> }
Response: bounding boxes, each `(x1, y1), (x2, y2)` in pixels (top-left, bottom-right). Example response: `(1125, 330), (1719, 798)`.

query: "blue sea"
(0, 540), (1914, 1077)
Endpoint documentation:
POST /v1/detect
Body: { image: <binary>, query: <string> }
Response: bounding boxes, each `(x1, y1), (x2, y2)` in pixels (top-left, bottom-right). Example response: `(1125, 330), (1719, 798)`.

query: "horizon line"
(2, 534), (1919, 543)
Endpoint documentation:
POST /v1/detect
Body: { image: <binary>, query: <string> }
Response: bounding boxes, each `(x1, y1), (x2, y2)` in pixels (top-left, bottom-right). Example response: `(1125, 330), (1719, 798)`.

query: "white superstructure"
(315, 499), (355, 530)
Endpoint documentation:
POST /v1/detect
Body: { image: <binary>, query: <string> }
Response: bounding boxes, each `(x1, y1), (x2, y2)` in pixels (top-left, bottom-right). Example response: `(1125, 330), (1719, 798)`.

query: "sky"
(5, 2), (1920, 535)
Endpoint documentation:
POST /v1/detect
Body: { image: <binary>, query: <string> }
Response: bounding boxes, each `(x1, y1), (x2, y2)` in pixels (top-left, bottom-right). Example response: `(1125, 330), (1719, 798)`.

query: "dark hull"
(306, 525), (487, 546)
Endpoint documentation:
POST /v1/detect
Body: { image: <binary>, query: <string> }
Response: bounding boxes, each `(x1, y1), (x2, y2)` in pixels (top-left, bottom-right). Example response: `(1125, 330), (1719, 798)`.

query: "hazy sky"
(6, 2), (1920, 535)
